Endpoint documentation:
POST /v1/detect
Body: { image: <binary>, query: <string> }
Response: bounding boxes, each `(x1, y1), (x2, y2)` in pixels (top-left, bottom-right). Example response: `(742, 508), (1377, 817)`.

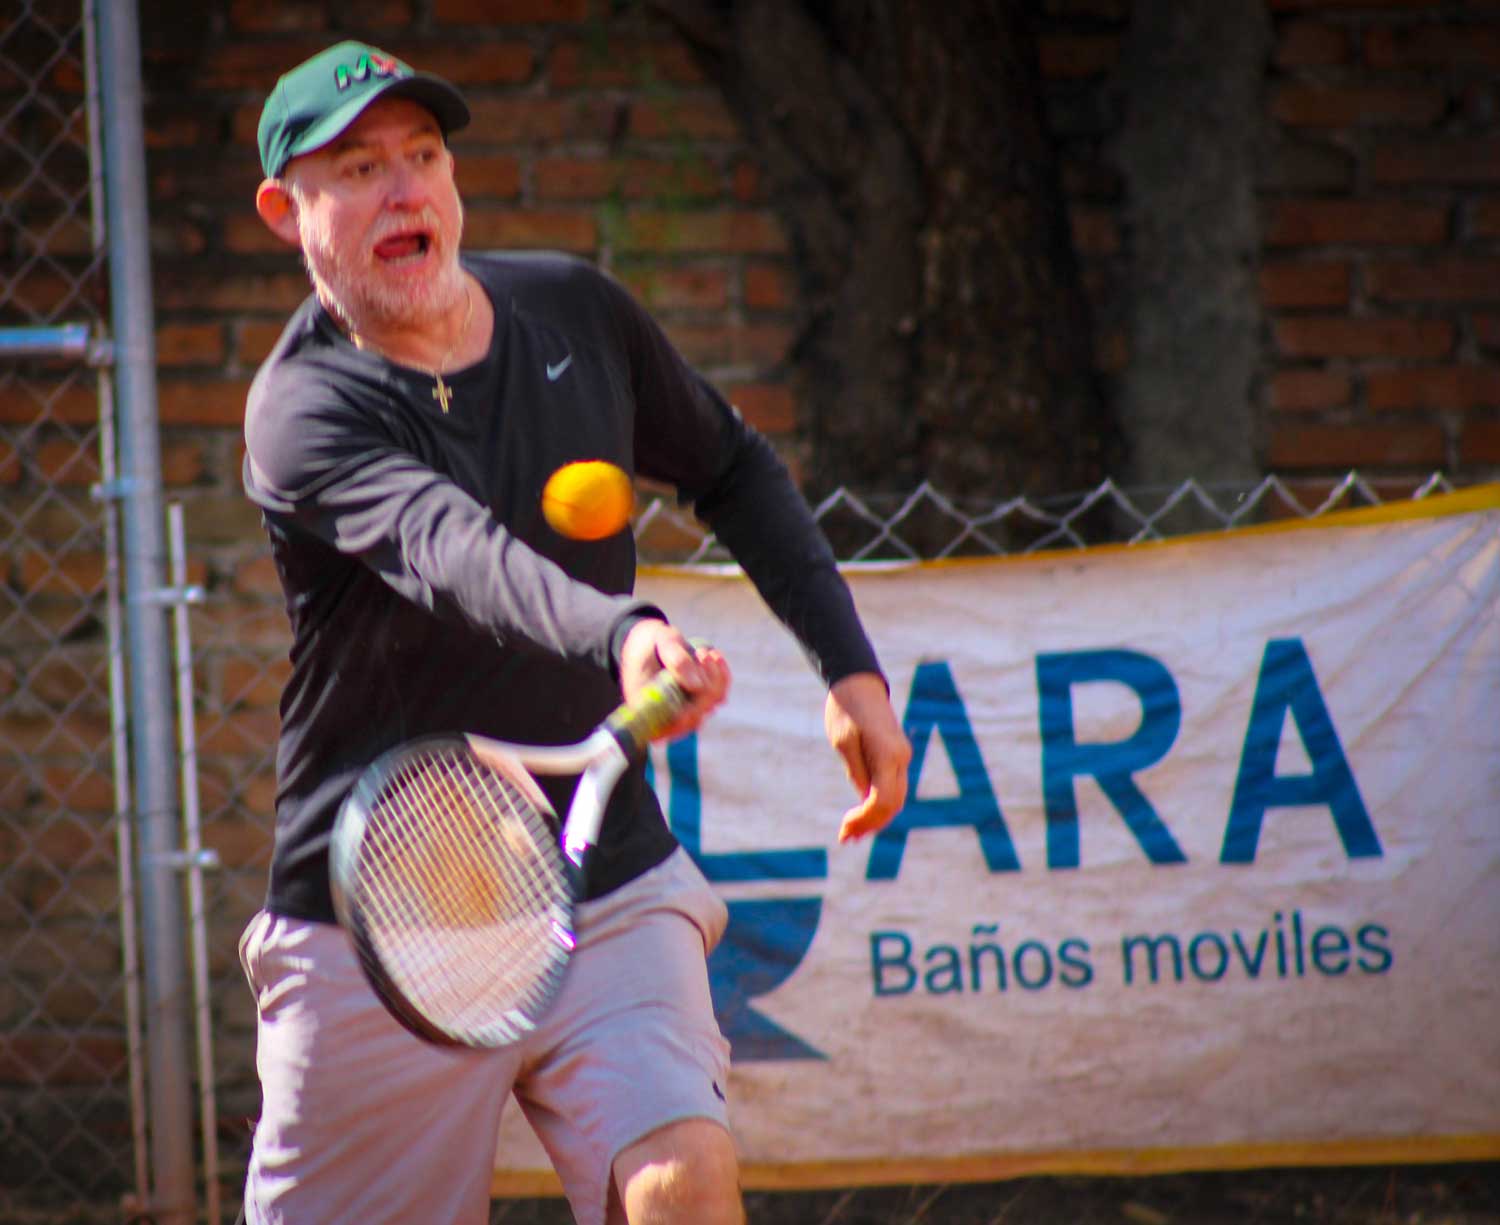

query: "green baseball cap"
(257, 41), (470, 178)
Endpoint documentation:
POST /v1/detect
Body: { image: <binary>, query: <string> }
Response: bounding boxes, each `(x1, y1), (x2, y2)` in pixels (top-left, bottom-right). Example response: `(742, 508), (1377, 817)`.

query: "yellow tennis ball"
(541, 460), (634, 540)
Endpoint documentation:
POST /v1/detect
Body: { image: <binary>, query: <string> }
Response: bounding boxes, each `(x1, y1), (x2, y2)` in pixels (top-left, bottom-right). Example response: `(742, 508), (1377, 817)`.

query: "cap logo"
(333, 52), (407, 92)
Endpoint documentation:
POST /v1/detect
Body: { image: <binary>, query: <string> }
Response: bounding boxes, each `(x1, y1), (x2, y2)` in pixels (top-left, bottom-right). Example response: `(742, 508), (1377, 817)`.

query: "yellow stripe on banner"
(491, 1134), (1500, 1198)
(636, 481), (1500, 579)
(1201, 481), (1500, 538)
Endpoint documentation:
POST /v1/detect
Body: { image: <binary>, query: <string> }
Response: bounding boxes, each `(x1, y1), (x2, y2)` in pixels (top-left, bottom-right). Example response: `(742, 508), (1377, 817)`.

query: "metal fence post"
(94, 1), (197, 1221)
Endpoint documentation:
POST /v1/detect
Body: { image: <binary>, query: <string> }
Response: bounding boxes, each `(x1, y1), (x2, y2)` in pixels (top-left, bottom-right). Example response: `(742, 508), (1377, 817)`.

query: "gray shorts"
(240, 848), (731, 1225)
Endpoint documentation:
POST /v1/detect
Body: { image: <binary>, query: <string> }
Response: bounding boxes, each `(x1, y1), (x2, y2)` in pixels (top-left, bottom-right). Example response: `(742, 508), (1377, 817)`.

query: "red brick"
(1267, 422), (1446, 469)
(0, 1034), (126, 1086)
(238, 320), (291, 366)
(744, 262), (792, 311)
(1260, 261), (1351, 308)
(222, 193), (359, 255)
(154, 267), (310, 314)
(661, 320), (795, 370)
(1271, 84), (1446, 128)
(725, 383), (796, 435)
(151, 218), (208, 258)
(662, 323), (731, 366)
(38, 767), (114, 817)
(195, 39), (338, 90)
(1270, 369), (1352, 411)
(1274, 316), (1453, 359)
(1275, 22), (1351, 67)
(197, 708), (281, 756)
(153, 152), (262, 204)
(229, 557), (284, 600)
(1371, 139), (1500, 185)
(462, 98), (573, 144)
(228, 0), (411, 28)
(733, 323), (796, 366)
(220, 655), (291, 706)
(194, 603), (296, 650)
(0, 709), (112, 757)
(1266, 199), (1448, 247)
(16, 550), (105, 596)
(618, 265), (730, 312)
(455, 153), (523, 201)
(616, 211), (787, 255)
(31, 440), (94, 486)
(0, 443), (18, 486)
(156, 379), (255, 427)
(463, 209), (597, 253)
(1460, 420), (1500, 462)
(26, 217), (93, 258)
(1367, 365), (1500, 411)
(434, 0), (589, 21)
(0, 382), (95, 426)
(629, 97), (740, 142)
(533, 157), (718, 202)
(1367, 259), (1500, 303)
(3, 268), (89, 319)
(533, 159), (613, 203)
(1366, 23), (1500, 69)
(1038, 34), (1121, 79)
(230, 104), (265, 148)
(156, 322), (226, 367)
(226, 0), (328, 32)
(161, 440), (209, 487)
(548, 40), (703, 89)
(395, 43), (534, 88)
(35, 52), (87, 94)
(144, 107), (213, 149)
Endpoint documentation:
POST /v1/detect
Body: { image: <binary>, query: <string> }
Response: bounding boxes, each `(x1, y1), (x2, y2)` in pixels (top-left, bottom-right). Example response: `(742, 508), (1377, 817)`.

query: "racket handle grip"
(607, 672), (692, 752)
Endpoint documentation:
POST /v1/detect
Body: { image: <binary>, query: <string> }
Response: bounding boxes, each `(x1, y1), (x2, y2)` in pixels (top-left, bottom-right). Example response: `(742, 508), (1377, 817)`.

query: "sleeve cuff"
(607, 604), (669, 680)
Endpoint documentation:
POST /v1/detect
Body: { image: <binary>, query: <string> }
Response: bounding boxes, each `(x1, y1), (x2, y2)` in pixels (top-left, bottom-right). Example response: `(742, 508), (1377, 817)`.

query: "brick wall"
(1261, 0), (1500, 481)
(8, 2), (1499, 528)
(1039, 0), (1500, 491)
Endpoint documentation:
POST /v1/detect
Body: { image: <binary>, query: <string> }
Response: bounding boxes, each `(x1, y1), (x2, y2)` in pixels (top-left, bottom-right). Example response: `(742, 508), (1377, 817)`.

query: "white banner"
(495, 490), (1500, 1190)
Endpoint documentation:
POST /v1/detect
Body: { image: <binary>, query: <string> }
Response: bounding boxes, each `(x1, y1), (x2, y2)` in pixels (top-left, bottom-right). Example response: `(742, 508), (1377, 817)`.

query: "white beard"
(296, 195), (467, 333)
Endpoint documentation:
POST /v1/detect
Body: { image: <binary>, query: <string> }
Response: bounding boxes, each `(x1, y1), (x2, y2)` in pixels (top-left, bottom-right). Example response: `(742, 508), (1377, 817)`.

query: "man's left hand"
(824, 672), (912, 843)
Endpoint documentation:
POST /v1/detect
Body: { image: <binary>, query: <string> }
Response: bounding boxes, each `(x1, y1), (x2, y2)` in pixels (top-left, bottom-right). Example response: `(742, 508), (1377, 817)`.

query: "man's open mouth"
(373, 230), (433, 263)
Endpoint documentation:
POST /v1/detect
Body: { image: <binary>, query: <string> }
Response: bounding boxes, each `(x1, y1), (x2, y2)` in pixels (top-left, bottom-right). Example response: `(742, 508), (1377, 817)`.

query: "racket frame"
(329, 673), (690, 1047)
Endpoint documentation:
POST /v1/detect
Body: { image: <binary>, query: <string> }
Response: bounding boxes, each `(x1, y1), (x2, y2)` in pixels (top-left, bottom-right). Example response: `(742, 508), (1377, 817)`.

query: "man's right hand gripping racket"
(329, 673), (692, 1048)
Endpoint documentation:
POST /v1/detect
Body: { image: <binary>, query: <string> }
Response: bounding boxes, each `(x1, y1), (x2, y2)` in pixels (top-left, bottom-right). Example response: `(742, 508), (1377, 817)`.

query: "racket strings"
(352, 746), (572, 1042)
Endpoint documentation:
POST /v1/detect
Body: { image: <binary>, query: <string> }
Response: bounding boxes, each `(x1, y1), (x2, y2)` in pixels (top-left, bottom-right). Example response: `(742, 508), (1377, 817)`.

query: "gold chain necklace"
(352, 284), (473, 414)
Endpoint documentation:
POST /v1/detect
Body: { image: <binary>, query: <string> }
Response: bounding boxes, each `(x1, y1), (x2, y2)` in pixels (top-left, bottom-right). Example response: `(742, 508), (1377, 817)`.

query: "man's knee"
(613, 1118), (743, 1225)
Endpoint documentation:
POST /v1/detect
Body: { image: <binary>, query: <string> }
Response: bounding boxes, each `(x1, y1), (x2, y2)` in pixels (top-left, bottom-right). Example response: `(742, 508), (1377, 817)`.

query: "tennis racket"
(329, 672), (692, 1048)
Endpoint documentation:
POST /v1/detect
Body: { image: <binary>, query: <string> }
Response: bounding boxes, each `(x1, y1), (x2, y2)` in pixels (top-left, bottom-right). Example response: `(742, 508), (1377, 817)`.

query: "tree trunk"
(652, 0), (1116, 508)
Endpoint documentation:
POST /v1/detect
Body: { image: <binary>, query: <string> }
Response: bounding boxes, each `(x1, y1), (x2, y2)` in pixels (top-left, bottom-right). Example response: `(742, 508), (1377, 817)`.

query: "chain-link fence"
(633, 470), (1462, 565)
(0, 2), (141, 1222)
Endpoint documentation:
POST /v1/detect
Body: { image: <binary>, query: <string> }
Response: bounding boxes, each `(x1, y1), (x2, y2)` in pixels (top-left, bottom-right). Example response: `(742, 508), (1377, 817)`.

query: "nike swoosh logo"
(546, 355), (573, 381)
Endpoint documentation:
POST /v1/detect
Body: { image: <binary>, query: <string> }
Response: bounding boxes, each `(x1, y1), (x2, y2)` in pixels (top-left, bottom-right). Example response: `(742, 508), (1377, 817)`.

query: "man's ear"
(255, 178), (303, 248)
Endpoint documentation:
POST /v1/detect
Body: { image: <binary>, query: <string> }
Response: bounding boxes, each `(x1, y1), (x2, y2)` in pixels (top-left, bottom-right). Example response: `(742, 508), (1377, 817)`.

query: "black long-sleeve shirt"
(244, 251), (880, 922)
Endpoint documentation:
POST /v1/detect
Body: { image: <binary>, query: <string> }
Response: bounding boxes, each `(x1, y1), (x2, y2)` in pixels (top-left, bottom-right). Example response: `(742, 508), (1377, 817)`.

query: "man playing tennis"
(239, 40), (911, 1225)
